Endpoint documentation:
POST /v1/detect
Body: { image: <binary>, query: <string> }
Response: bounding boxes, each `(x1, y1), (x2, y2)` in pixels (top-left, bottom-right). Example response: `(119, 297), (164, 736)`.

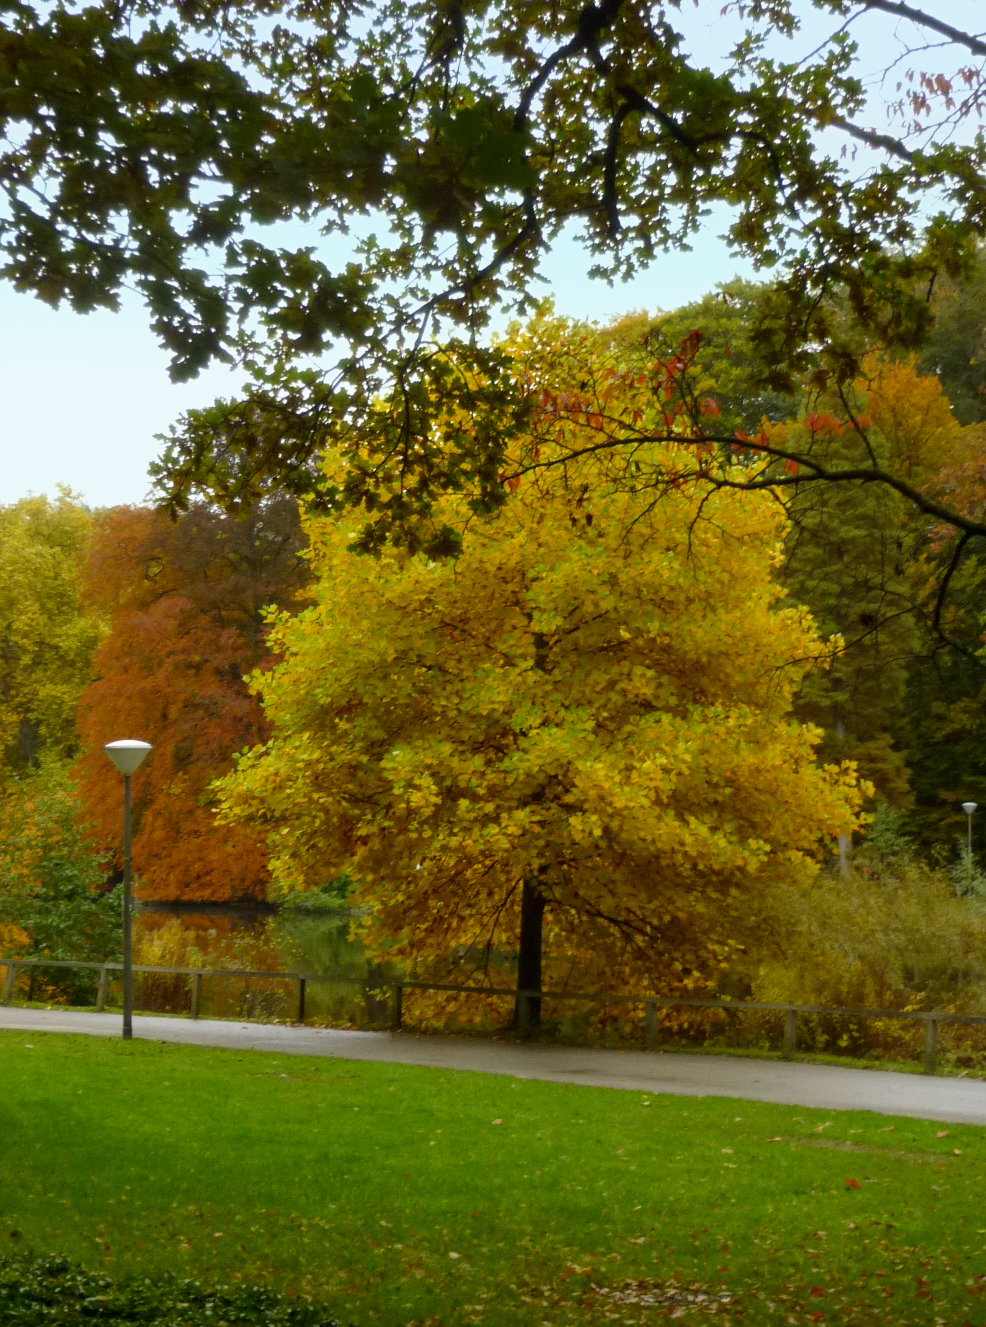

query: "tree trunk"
(514, 877), (545, 1032)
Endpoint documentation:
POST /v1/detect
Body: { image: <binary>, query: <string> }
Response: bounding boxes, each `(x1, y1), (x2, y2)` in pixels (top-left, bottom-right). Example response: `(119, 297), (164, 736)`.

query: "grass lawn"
(1, 1031), (985, 1325)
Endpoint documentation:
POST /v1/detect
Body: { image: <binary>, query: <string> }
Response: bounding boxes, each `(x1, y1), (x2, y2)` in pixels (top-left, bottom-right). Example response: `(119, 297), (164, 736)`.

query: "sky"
(1, 0), (980, 510)
(0, 229), (756, 510)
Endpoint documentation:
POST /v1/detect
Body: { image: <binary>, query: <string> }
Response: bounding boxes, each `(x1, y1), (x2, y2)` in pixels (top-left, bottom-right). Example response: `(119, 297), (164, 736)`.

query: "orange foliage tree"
(74, 498), (309, 901)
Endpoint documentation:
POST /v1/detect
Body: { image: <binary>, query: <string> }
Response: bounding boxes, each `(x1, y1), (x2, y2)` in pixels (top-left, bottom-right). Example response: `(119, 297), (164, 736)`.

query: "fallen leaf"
(845, 1179), (862, 1190)
(492, 1119), (502, 1125)
(936, 1130), (949, 1138)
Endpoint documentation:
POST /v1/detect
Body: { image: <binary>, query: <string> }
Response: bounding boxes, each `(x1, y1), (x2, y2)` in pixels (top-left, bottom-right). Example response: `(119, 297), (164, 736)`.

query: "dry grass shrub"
(129, 915), (377, 1026)
(131, 916), (291, 1020)
(747, 848), (986, 1064)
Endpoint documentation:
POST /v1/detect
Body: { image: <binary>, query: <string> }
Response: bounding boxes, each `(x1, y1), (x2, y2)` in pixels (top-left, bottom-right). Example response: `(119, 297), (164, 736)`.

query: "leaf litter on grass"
(587, 1277), (732, 1311)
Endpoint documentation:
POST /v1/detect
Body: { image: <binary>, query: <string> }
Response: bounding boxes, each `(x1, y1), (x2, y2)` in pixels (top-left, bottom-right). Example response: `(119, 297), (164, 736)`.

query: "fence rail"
(2, 956), (982, 1075)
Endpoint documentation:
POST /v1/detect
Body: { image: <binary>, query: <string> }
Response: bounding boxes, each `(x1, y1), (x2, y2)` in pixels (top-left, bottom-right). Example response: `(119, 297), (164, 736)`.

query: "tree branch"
(831, 115), (915, 162)
(930, 528), (977, 658)
(514, 0), (627, 132)
(602, 102), (633, 236)
(858, 2), (986, 60)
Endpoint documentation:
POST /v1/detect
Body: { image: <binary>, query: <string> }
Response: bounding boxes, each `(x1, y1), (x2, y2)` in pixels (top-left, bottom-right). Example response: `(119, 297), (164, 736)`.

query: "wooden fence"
(3, 955), (985, 1076)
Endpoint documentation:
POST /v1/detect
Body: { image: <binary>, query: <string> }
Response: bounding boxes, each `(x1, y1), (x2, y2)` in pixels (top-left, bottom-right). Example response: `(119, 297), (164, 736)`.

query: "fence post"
(2, 962), (15, 1005)
(297, 976), (306, 1024)
(190, 971), (202, 1020)
(924, 1016), (938, 1075)
(96, 966), (109, 1012)
(390, 983), (403, 1033)
(646, 1000), (657, 1052)
(783, 1008), (797, 1059)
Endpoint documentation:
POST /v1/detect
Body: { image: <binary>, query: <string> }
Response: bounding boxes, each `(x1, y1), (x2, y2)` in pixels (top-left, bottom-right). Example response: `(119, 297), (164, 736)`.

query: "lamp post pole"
(962, 801), (977, 897)
(122, 770), (133, 1039)
(104, 740), (152, 1040)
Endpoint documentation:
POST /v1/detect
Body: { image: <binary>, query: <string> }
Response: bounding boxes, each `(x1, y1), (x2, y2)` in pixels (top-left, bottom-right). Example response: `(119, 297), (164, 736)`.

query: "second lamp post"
(963, 801), (978, 897)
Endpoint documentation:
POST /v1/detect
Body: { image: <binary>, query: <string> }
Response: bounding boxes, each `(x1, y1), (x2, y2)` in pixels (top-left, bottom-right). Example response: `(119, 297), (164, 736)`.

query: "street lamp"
(104, 740), (152, 1040)
(963, 801), (978, 897)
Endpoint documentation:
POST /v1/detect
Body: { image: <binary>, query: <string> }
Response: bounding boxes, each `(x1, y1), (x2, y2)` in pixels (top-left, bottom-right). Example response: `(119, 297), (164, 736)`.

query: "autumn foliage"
(74, 499), (308, 901)
(218, 331), (866, 1014)
(0, 490), (99, 767)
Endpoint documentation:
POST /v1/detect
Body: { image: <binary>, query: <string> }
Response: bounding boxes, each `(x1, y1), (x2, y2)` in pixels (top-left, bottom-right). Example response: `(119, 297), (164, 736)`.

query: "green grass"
(2, 1031), (986, 1325)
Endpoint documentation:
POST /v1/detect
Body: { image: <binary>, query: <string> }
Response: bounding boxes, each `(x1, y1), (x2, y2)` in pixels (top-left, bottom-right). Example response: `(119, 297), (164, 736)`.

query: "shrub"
(0, 1254), (342, 1325)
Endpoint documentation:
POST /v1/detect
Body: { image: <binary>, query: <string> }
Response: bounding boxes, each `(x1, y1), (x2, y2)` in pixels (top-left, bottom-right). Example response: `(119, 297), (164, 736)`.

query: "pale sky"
(0, 229), (755, 510)
(1, 0), (979, 510)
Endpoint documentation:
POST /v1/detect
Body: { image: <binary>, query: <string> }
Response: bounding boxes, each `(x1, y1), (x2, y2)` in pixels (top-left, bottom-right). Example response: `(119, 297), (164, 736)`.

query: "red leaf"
(845, 1178), (862, 1189)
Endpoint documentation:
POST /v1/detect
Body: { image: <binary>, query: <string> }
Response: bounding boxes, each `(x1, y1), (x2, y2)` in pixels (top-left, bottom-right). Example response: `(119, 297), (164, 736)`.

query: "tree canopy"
(74, 498), (309, 901)
(3, 0), (986, 537)
(217, 329), (865, 1016)
(0, 491), (99, 769)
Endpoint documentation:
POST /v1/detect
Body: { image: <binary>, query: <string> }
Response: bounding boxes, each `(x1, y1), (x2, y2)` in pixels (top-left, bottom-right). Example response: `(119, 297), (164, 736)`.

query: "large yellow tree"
(218, 357), (865, 1023)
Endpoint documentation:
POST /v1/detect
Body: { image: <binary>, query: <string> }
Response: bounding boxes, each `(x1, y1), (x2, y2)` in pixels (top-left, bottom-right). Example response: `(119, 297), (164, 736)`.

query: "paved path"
(4, 1006), (986, 1126)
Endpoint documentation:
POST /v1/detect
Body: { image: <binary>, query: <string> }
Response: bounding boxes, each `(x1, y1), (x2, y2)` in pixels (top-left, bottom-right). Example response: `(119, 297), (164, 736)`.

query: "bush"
(0, 1255), (344, 1326)
(736, 809), (986, 1063)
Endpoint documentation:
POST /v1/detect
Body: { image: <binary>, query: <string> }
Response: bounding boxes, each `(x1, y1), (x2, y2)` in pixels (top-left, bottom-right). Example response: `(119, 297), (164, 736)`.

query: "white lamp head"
(963, 802), (978, 816)
(104, 739), (153, 777)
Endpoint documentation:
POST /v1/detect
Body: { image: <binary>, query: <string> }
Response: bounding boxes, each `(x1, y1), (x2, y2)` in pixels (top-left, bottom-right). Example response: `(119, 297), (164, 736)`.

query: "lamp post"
(962, 801), (978, 897)
(104, 740), (152, 1039)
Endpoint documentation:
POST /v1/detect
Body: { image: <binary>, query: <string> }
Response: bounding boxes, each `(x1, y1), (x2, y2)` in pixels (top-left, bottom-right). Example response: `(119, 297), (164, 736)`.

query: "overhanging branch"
(858, 2), (986, 60)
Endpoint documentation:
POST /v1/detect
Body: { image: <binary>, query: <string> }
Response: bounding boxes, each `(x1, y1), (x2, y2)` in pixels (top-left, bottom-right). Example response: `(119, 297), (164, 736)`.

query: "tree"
(634, 283), (800, 439)
(0, 491), (100, 770)
(217, 335), (865, 1023)
(0, 756), (119, 999)
(772, 357), (981, 800)
(920, 248), (986, 426)
(73, 498), (309, 901)
(893, 437), (986, 850)
(2, 0), (986, 542)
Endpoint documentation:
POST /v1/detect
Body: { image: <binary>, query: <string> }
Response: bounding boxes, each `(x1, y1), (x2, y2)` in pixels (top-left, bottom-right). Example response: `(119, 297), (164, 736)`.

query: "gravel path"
(3, 1005), (986, 1125)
